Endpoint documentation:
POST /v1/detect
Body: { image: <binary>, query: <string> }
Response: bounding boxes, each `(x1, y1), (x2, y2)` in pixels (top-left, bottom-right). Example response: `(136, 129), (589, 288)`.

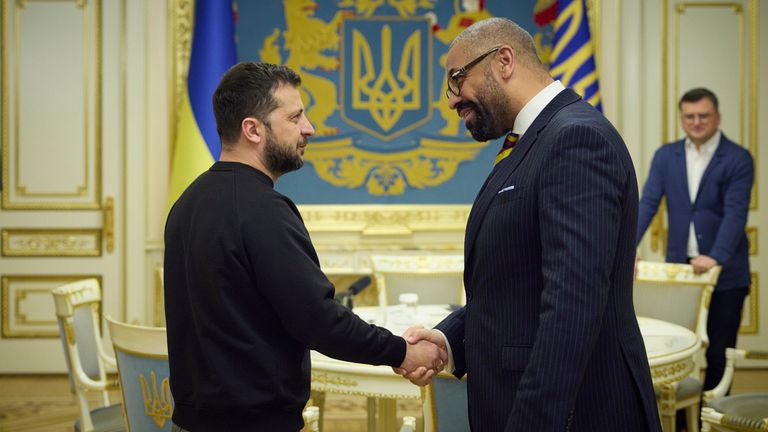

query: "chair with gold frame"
(634, 261), (721, 432)
(106, 316), (173, 431)
(52, 278), (125, 432)
(370, 254), (465, 307)
(422, 373), (469, 432)
(700, 348), (768, 432)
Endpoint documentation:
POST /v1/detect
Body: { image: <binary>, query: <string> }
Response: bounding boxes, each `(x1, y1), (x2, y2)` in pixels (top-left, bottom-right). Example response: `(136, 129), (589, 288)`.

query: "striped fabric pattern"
(436, 89), (661, 431)
(494, 132), (520, 166)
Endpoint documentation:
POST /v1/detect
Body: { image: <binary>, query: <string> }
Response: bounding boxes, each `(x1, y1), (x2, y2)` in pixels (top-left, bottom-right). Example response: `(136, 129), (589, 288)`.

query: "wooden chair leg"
(659, 384), (677, 432)
(686, 405), (700, 432)
(310, 390), (326, 432)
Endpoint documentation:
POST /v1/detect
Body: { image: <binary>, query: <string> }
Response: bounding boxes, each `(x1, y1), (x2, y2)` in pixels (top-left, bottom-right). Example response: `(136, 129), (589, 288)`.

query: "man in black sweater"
(164, 62), (446, 431)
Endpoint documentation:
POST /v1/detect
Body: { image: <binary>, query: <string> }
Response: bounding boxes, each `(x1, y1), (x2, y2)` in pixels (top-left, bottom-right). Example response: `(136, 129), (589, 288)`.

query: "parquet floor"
(1, 371), (765, 431)
(0, 374), (422, 431)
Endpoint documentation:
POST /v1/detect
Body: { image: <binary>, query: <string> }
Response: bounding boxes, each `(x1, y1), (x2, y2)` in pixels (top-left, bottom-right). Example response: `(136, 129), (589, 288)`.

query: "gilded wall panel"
(1, 0), (102, 209)
(746, 226), (757, 255)
(740, 272), (758, 334)
(1, 228), (101, 256)
(1, 274), (100, 338)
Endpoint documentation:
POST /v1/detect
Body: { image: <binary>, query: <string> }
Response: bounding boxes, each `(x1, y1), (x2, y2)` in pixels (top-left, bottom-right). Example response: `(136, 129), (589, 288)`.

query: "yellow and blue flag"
(168, 0), (237, 208)
(549, 0), (602, 112)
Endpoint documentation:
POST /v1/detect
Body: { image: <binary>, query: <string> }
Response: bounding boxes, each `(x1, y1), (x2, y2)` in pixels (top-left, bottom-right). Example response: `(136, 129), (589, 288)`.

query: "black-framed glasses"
(445, 46), (502, 99)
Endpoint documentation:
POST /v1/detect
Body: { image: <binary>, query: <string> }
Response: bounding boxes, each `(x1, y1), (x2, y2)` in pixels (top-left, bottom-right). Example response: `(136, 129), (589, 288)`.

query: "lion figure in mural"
(260, 0), (351, 135)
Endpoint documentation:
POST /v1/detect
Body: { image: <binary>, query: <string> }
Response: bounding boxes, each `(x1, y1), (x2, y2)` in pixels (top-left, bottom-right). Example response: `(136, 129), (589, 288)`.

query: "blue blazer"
(636, 134), (753, 290)
(436, 89), (661, 431)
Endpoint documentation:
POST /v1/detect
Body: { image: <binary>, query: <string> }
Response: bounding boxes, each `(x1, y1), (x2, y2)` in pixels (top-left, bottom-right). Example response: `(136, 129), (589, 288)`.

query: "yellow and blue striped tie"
(494, 132), (519, 166)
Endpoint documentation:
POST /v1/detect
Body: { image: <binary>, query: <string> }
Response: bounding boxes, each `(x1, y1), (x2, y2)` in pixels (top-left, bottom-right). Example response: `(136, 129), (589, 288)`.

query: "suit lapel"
(695, 135), (726, 204)
(464, 88), (582, 271)
(673, 141), (690, 202)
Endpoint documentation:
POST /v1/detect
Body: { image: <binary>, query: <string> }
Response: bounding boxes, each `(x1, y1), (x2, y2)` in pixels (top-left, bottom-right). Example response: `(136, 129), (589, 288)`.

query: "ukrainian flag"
(549, 0), (602, 112)
(167, 0), (237, 208)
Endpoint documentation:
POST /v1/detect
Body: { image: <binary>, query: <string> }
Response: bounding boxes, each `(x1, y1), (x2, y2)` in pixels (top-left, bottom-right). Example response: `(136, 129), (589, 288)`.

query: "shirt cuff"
(433, 329), (455, 374)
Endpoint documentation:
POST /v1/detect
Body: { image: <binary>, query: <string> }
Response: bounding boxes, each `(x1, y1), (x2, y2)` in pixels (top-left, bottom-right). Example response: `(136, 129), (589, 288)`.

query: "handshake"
(393, 326), (449, 386)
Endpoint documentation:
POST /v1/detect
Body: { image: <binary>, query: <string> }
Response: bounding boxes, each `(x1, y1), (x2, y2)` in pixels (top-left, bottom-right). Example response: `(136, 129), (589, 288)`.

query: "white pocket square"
(497, 185), (515, 194)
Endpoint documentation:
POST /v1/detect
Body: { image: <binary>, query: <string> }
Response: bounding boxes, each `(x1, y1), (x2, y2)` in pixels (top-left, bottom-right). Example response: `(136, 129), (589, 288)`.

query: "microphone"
(334, 276), (372, 310)
(347, 276), (371, 296)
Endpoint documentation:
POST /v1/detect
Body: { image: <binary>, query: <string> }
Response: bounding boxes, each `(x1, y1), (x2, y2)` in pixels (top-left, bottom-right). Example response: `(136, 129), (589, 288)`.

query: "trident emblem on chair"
(140, 371), (173, 427)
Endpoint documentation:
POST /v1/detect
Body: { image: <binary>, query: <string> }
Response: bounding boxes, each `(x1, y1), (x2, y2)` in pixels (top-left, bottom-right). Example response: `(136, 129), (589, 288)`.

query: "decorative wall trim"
(167, 0), (193, 169)
(2, 0), (103, 209)
(747, 226), (757, 255)
(1, 228), (101, 257)
(1, 274), (101, 338)
(154, 266), (164, 327)
(299, 204), (469, 248)
(739, 272), (758, 334)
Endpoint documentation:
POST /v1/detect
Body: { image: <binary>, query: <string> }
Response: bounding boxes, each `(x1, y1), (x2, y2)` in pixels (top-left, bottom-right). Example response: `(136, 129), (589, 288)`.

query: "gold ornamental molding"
(1, 228), (101, 257)
(650, 199), (668, 254)
(299, 204), (470, 236)
(310, 371), (358, 388)
(739, 272), (758, 334)
(14, 288), (56, 326)
(2, 274), (101, 338)
(650, 359), (694, 386)
(168, 0), (193, 168)
(154, 266), (165, 327)
(1, 0), (103, 209)
(746, 226), (757, 256)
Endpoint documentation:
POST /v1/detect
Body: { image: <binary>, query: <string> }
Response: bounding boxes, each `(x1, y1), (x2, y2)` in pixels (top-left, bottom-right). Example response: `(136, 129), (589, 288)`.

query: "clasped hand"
(392, 326), (448, 386)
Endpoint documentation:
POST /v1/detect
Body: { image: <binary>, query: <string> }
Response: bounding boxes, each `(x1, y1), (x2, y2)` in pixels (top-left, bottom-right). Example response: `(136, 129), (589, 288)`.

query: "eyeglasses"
(681, 112), (715, 123)
(445, 46), (502, 99)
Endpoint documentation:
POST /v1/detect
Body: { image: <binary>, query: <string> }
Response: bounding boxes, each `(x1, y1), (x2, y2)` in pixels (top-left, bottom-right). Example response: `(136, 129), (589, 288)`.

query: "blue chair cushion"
(676, 376), (703, 399)
(74, 403), (126, 432)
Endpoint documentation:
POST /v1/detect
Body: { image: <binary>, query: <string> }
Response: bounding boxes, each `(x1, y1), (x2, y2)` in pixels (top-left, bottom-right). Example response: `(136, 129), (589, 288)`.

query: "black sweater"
(164, 162), (405, 431)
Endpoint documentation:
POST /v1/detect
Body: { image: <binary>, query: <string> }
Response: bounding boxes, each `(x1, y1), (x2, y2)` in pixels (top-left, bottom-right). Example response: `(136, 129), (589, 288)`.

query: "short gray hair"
(451, 17), (545, 72)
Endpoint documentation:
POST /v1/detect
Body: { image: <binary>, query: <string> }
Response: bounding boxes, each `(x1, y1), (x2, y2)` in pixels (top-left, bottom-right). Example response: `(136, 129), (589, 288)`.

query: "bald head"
(451, 17), (547, 74)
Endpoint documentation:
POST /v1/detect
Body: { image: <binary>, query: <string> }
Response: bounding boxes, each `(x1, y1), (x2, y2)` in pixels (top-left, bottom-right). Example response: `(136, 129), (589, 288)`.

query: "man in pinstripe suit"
(398, 18), (662, 431)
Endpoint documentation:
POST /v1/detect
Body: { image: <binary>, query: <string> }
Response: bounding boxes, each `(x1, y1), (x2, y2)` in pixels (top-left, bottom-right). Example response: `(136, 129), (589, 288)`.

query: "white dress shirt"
(685, 130), (721, 258)
(436, 80), (566, 374)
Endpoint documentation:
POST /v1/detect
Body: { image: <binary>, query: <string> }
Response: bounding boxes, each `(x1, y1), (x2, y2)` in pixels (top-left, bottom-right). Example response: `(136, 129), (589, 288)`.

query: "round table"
(311, 306), (699, 431)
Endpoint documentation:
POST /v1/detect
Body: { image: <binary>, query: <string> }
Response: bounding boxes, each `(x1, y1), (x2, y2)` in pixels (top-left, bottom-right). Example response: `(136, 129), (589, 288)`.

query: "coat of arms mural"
(237, 0), (561, 203)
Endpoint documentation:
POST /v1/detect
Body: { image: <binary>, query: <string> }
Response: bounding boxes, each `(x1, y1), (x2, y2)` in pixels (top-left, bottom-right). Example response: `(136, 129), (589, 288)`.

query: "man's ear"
(242, 117), (263, 144)
(497, 46), (515, 80)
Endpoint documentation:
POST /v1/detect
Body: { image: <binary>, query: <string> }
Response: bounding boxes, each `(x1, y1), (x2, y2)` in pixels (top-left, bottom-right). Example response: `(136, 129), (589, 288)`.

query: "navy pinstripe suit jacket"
(436, 89), (662, 431)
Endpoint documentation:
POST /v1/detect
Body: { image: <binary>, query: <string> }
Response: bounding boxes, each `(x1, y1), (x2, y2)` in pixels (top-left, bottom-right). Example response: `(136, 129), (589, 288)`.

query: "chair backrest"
(634, 261), (719, 343)
(370, 254), (465, 307)
(52, 278), (117, 431)
(422, 373), (469, 432)
(107, 317), (173, 432)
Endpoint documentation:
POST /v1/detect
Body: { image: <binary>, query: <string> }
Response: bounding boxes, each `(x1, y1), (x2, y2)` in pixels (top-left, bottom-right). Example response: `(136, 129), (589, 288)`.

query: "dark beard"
(465, 74), (510, 142)
(264, 127), (304, 176)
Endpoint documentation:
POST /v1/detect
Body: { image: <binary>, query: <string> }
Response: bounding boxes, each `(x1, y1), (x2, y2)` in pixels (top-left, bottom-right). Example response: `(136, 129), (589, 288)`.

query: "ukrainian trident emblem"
(253, 0), (501, 197)
(341, 18), (431, 140)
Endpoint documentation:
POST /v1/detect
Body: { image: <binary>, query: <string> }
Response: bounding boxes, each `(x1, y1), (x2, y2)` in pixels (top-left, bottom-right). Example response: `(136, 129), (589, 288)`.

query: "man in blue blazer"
(637, 88), (754, 393)
(398, 18), (661, 431)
